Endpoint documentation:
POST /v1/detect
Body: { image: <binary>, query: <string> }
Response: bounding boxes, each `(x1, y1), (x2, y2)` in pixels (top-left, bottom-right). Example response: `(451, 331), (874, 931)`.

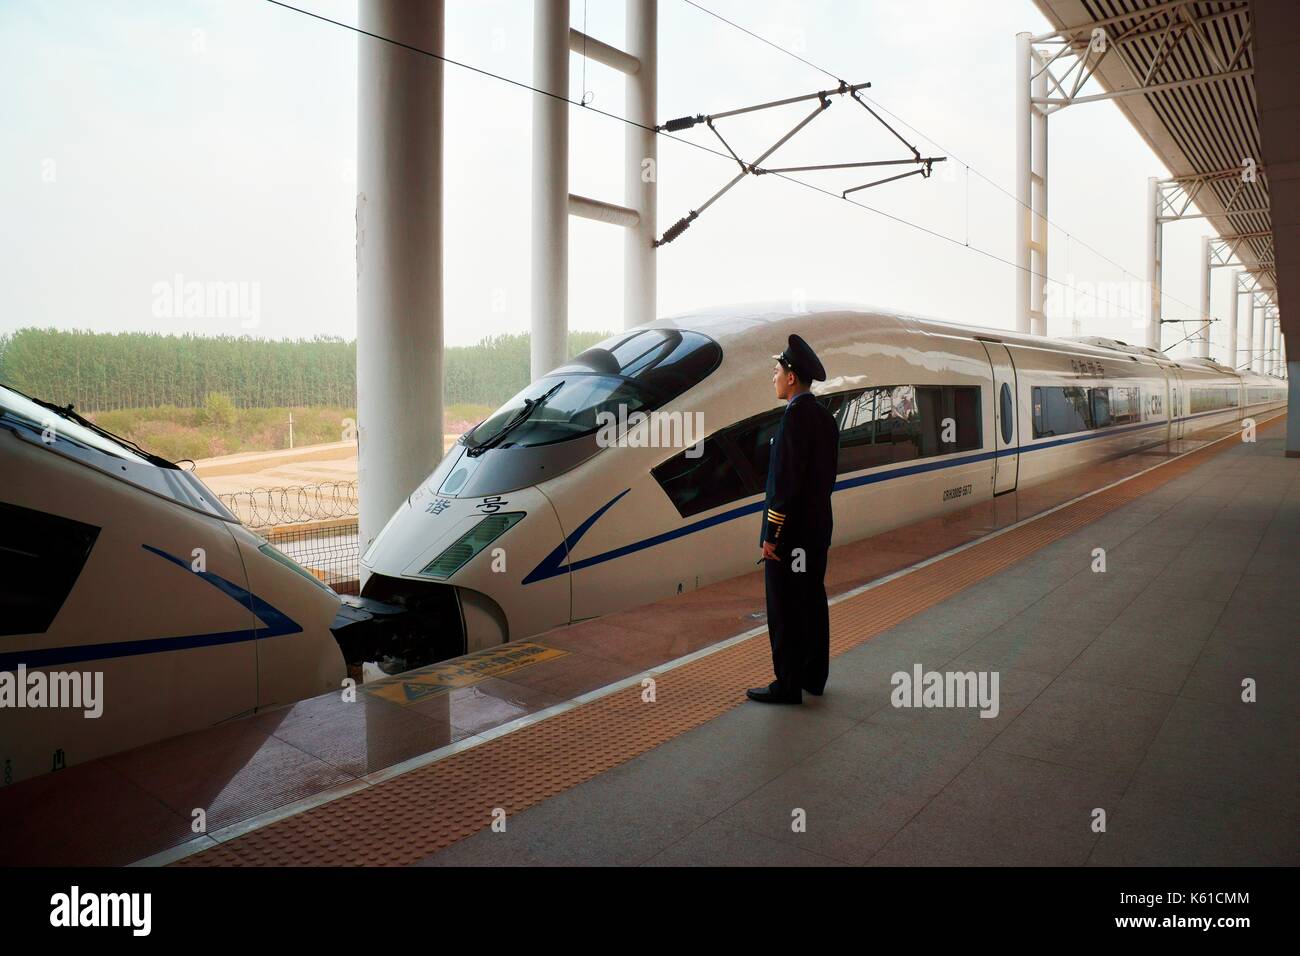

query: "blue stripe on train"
(0, 544), (302, 671)
(522, 405), (1255, 582)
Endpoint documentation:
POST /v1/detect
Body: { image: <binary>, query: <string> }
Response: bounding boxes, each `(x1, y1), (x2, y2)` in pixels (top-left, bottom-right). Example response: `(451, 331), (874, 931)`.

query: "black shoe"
(802, 685), (825, 697)
(746, 684), (802, 705)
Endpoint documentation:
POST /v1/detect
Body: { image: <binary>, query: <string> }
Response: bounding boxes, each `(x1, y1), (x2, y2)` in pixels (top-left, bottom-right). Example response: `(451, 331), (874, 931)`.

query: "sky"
(0, 0), (1244, 359)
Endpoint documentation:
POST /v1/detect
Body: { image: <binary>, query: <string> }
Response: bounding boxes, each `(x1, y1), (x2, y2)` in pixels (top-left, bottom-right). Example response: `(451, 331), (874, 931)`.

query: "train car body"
(0, 385), (346, 785)
(359, 304), (1287, 663)
(2, 304), (1285, 783)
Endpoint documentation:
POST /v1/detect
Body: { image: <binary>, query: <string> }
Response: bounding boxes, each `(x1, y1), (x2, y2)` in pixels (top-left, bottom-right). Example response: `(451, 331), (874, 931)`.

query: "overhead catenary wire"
(262, 0), (1173, 326)
(677, 0), (1215, 321)
(653, 80), (945, 245)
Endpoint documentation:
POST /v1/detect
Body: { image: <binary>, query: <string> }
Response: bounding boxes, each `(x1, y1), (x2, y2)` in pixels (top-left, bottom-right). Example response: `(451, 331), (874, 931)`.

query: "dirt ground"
(192, 435), (461, 495)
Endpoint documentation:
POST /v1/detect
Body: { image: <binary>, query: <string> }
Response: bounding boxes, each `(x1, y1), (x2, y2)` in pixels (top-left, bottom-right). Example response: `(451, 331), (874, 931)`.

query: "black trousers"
(763, 541), (830, 693)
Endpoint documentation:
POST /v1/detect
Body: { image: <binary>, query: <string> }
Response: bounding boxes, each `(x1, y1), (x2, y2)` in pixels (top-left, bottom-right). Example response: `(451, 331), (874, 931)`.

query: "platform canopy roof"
(1031, 0), (1275, 300)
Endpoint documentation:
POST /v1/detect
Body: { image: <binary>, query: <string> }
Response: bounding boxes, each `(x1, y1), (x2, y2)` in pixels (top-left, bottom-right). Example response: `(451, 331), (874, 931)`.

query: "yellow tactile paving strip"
(179, 415), (1284, 866)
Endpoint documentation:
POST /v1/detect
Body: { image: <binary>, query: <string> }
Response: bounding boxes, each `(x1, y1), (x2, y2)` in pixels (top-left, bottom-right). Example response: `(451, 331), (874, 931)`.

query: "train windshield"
(464, 329), (722, 453)
(0, 385), (152, 463)
(0, 383), (237, 521)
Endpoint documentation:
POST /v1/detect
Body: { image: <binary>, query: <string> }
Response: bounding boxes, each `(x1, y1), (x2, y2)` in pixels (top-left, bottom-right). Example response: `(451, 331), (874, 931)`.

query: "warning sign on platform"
(363, 642), (568, 705)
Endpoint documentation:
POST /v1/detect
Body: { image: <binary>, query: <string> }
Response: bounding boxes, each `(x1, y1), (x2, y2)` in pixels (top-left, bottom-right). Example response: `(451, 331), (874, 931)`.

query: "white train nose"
(357, 484), (572, 662)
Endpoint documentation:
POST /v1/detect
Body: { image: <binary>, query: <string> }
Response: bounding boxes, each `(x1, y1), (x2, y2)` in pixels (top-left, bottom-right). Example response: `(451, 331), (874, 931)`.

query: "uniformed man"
(747, 334), (839, 705)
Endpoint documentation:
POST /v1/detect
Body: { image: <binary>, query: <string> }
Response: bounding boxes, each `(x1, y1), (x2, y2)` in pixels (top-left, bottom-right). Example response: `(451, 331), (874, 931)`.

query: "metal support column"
(356, 0), (445, 560)
(1253, 297), (1264, 372)
(1197, 235), (1211, 358)
(1015, 32), (1032, 335)
(1226, 269), (1240, 369)
(1146, 176), (1162, 350)
(1243, 294), (1255, 372)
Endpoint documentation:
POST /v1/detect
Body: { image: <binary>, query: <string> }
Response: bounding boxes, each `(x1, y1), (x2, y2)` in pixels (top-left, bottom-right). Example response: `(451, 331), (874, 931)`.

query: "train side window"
(1111, 387), (1141, 424)
(1090, 387), (1113, 428)
(836, 388), (896, 473)
(949, 385), (982, 451)
(727, 408), (784, 487)
(0, 502), (100, 636)
(650, 435), (750, 518)
(1191, 386), (1240, 412)
(915, 385), (981, 454)
(725, 395), (843, 486)
(1032, 385), (1093, 438)
(999, 383), (1013, 444)
(884, 386), (922, 462)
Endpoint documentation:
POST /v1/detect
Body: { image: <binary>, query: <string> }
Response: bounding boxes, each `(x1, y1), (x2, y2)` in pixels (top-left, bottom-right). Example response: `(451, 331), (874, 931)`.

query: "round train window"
(1000, 382), (1014, 444)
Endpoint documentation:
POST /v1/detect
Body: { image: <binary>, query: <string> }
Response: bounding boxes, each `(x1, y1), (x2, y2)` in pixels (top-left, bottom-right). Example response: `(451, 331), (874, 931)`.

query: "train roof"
(654, 302), (1287, 382)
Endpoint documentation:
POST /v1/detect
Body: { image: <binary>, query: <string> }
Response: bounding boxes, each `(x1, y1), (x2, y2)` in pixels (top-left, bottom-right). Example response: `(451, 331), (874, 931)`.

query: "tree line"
(0, 327), (611, 412)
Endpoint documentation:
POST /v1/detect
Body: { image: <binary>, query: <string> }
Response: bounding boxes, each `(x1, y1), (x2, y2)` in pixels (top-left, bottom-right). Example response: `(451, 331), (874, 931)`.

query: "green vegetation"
(0, 327), (612, 461)
(91, 403), (356, 462)
(0, 327), (612, 412)
(87, 401), (495, 462)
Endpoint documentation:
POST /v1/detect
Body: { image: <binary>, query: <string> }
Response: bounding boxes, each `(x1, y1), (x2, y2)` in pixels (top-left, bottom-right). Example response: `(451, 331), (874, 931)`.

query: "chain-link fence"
(219, 482), (361, 593)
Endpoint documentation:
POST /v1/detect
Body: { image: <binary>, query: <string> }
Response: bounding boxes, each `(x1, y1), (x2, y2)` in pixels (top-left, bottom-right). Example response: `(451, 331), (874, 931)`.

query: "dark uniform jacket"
(760, 391), (839, 556)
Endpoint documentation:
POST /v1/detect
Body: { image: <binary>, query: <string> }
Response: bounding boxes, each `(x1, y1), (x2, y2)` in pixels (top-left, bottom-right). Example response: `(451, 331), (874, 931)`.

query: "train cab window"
(999, 383), (1014, 444)
(650, 434), (750, 518)
(468, 329), (723, 454)
(1032, 386), (1093, 439)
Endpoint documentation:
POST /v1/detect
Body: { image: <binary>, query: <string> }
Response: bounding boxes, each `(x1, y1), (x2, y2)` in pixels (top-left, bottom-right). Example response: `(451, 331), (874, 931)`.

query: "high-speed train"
(356, 304), (1288, 664)
(0, 383), (348, 785)
(1, 305), (1286, 783)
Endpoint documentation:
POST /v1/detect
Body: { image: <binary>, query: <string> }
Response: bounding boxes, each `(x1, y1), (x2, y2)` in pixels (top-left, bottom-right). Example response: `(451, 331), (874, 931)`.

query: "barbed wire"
(220, 480), (359, 528)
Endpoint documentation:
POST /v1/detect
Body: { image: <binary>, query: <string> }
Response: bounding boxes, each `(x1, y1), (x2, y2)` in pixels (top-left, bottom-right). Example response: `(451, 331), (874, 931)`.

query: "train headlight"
(419, 512), (525, 579)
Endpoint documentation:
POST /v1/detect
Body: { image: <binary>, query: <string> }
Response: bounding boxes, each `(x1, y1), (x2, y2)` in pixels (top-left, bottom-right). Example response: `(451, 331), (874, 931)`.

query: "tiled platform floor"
(415, 421), (1299, 866)
(0, 418), (1289, 865)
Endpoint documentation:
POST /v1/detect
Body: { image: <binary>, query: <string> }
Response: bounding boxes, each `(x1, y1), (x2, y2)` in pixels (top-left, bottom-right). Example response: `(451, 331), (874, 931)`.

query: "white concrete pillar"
(1015, 32), (1032, 335)
(624, 0), (657, 330)
(1146, 177), (1161, 350)
(532, 0), (570, 379)
(1197, 235), (1211, 358)
(1226, 270), (1240, 369)
(1030, 50), (1048, 337)
(1267, 318), (1278, 376)
(356, 0), (445, 560)
(1253, 299), (1264, 372)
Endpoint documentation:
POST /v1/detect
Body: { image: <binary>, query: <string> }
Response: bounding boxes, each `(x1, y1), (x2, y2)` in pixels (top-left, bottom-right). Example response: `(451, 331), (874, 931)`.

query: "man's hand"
(761, 541), (779, 562)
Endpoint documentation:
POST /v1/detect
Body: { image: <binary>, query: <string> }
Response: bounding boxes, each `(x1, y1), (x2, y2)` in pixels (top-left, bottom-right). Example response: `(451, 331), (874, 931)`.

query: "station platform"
(1, 413), (1294, 866)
